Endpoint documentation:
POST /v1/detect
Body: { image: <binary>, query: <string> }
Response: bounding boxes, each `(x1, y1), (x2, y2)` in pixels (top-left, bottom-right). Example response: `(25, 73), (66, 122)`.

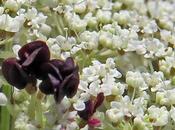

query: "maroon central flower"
(2, 40), (79, 103)
(39, 57), (79, 103)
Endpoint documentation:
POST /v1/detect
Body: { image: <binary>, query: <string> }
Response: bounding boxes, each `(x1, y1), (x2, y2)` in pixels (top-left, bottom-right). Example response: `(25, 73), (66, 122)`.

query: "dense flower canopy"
(1, 0), (175, 130)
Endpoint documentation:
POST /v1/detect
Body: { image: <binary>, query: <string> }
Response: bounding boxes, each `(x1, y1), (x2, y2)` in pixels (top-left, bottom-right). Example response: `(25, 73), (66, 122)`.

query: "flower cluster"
(2, 40), (79, 103)
(2, 0), (175, 130)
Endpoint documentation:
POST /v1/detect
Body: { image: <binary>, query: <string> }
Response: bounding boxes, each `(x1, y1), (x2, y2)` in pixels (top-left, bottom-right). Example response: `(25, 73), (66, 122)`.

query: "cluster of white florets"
(1, 0), (175, 130)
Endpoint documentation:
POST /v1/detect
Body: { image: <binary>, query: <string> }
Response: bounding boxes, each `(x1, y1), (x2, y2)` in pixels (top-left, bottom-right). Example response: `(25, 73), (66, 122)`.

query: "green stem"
(35, 99), (44, 129)
(28, 95), (36, 119)
(54, 13), (64, 35)
(0, 85), (12, 130)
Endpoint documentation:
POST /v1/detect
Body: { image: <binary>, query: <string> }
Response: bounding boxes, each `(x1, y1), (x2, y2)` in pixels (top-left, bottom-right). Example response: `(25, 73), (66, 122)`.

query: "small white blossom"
(147, 106), (169, 126)
(0, 92), (8, 106)
(73, 100), (85, 111)
(106, 96), (132, 123)
(96, 10), (112, 24)
(5, 0), (19, 12)
(126, 71), (148, 91)
(170, 107), (175, 122)
(74, 1), (87, 14)
(113, 10), (131, 25)
(12, 44), (21, 58)
(84, 12), (98, 28)
(79, 31), (99, 50)
(0, 7), (4, 15)
(143, 20), (158, 34)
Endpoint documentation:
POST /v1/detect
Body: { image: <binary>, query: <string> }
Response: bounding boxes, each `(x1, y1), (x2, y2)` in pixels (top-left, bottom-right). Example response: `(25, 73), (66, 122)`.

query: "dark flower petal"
(61, 57), (76, 76)
(94, 93), (104, 112)
(39, 61), (63, 80)
(22, 47), (42, 67)
(18, 40), (50, 62)
(18, 40), (50, 77)
(78, 93), (104, 121)
(63, 67), (79, 98)
(54, 87), (65, 103)
(39, 74), (60, 95)
(50, 59), (64, 69)
(78, 100), (94, 120)
(2, 58), (28, 89)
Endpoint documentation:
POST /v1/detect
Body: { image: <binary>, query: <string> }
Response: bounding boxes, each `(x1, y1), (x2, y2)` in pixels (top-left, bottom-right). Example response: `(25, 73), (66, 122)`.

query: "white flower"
(160, 30), (172, 42)
(73, 100), (85, 111)
(96, 10), (112, 24)
(106, 96), (132, 122)
(147, 106), (169, 126)
(56, 35), (76, 51)
(5, 0), (19, 12)
(66, 121), (79, 130)
(100, 75), (115, 96)
(170, 107), (175, 122)
(159, 17), (173, 30)
(71, 46), (81, 54)
(142, 71), (164, 87)
(15, 113), (29, 130)
(82, 66), (99, 82)
(113, 10), (131, 25)
(134, 117), (150, 130)
(84, 12), (98, 28)
(0, 92), (8, 106)
(126, 71), (148, 91)
(143, 20), (158, 34)
(111, 82), (126, 96)
(39, 23), (51, 35)
(65, 13), (87, 32)
(113, 2), (122, 11)
(0, 14), (25, 32)
(74, 1), (87, 14)
(88, 80), (101, 96)
(50, 44), (61, 56)
(144, 38), (168, 58)
(0, 7), (4, 15)
(60, 52), (71, 60)
(99, 31), (113, 48)
(80, 31), (99, 50)
(105, 58), (115, 69)
(106, 108), (124, 123)
(12, 44), (21, 58)
(25, 7), (37, 20)
(153, 80), (171, 92)
(126, 40), (146, 55)
(132, 97), (146, 117)
(156, 89), (175, 105)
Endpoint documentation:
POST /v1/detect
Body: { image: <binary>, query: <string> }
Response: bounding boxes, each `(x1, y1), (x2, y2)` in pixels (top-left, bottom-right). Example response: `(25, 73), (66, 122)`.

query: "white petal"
(73, 100), (85, 111)
(0, 92), (8, 106)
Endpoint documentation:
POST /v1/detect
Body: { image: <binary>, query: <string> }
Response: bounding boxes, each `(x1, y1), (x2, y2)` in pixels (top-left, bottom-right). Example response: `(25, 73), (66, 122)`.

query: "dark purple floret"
(18, 40), (50, 63)
(77, 93), (104, 121)
(2, 40), (79, 103)
(2, 58), (29, 89)
(38, 57), (79, 103)
(18, 40), (50, 78)
(39, 60), (63, 80)
(62, 66), (79, 98)
(78, 100), (94, 120)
